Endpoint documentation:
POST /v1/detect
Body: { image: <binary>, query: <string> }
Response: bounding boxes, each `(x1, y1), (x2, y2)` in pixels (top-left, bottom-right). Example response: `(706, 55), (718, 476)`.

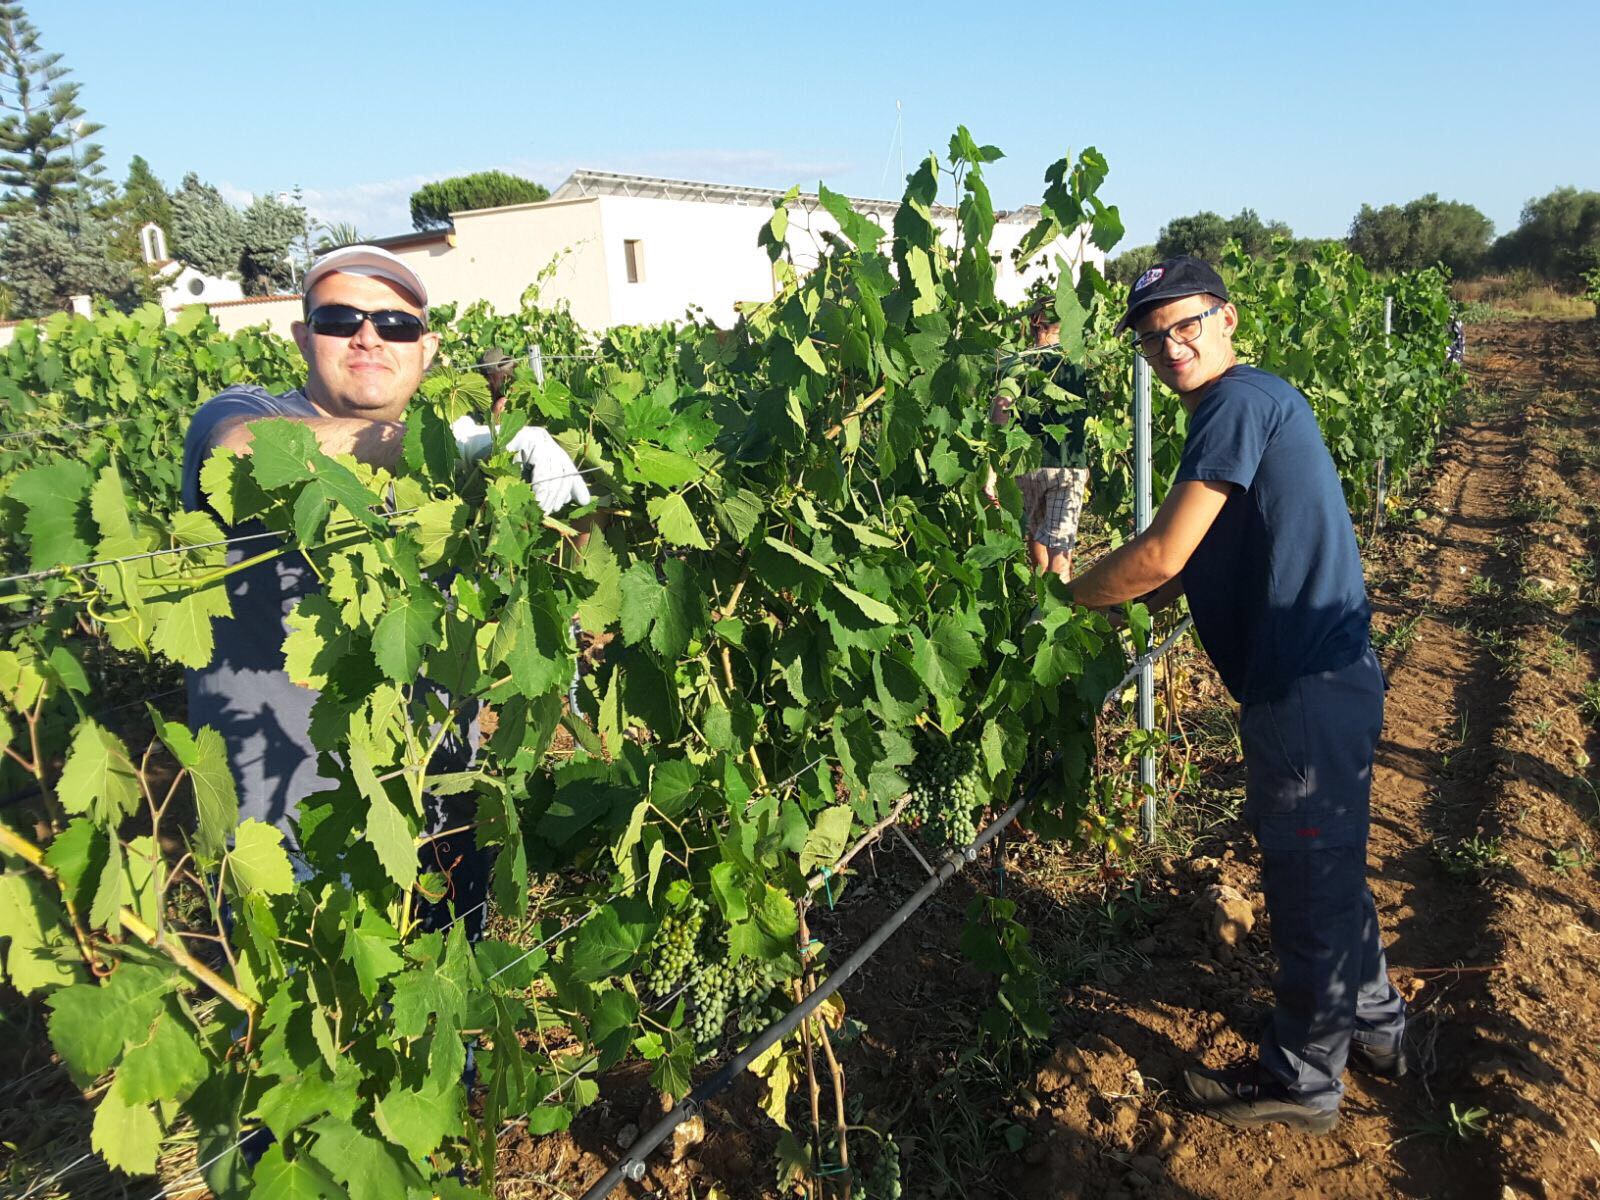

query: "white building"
(138, 222), (247, 314)
(372, 169), (1105, 331)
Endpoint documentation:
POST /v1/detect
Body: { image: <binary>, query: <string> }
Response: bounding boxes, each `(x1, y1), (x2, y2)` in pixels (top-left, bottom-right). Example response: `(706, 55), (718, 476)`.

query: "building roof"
(362, 228), (451, 252)
(547, 169), (1048, 225)
(549, 168), (954, 221)
(204, 294), (303, 309)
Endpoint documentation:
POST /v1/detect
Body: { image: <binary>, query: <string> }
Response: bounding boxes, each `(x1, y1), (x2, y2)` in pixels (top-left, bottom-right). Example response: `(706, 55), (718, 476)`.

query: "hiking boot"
(1182, 1063), (1339, 1134)
(1349, 1039), (1408, 1080)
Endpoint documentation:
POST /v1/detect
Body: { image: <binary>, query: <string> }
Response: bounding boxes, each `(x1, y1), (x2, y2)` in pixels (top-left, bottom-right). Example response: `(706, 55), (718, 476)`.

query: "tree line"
(1110, 188), (1600, 289)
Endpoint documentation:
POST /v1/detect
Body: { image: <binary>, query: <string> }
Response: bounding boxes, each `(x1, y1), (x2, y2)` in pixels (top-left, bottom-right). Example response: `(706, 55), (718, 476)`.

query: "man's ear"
(290, 320), (313, 363)
(1221, 303), (1239, 335)
(419, 330), (441, 373)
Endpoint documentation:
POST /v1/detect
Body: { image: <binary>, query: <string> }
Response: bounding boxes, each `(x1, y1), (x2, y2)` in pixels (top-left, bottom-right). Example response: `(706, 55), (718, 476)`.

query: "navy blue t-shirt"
(1175, 365), (1369, 704)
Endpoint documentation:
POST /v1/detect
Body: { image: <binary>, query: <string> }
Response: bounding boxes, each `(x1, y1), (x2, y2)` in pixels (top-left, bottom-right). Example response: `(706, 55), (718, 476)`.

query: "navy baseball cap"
(1116, 255), (1229, 332)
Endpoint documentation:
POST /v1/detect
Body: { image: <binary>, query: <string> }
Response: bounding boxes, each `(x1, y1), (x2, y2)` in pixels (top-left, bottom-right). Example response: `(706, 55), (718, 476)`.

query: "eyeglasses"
(1131, 303), (1225, 359)
(305, 304), (427, 342)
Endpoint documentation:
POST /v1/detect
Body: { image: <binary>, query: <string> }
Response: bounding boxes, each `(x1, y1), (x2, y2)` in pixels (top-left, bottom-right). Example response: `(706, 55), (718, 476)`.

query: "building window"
(623, 239), (644, 284)
(187, 276), (205, 296)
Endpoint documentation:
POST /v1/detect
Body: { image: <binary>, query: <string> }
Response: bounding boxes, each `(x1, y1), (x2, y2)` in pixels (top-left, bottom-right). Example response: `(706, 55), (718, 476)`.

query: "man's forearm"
(216, 416), (406, 470)
(1064, 534), (1178, 609)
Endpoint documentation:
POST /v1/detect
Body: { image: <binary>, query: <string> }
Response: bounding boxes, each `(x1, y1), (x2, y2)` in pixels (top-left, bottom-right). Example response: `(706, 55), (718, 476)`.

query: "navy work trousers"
(1238, 646), (1406, 1111)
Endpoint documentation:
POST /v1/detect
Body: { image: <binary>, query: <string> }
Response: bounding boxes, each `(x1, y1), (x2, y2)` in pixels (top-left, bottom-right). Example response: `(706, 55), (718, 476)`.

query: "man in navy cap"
(1060, 255), (1407, 1132)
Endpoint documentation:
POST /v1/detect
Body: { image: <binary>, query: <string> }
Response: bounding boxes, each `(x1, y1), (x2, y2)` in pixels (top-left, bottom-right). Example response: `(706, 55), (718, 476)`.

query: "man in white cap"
(181, 246), (587, 900)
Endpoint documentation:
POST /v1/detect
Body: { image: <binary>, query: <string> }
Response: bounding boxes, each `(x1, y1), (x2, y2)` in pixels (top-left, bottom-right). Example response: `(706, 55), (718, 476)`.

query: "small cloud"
(295, 174), (440, 239)
(215, 182), (257, 210)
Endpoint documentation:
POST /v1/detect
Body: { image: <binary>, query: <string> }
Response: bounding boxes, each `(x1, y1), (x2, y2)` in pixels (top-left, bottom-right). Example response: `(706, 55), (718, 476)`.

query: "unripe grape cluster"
(906, 735), (987, 849)
(643, 897), (706, 995)
(688, 953), (777, 1045)
(851, 1135), (902, 1200)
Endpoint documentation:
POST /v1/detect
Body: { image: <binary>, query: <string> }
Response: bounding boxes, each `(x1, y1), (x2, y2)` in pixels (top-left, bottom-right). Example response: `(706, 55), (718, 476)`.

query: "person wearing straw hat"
(1059, 255), (1406, 1133)
(180, 245), (590, 923)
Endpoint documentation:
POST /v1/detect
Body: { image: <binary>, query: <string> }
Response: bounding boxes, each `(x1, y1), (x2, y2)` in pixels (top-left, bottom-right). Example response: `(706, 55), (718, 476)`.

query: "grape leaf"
(646, 491), (709, 549)
(150, 582), (231, 668)
(831, 581), (899, 625)
(188, 725), (239, 861)
(47, 963), (173, 1082)
(283, 592), (351, 690)
(117, 1007), (209, 1103)
(0, 873), (80, 994)
(342, 906), (405, 1002)
(798, 806), (855, 876)
(372, 588), (442, 682)
(348, 743), (417, 890)
(91, 1079), (161, 1176)
(57, 719), (140, 825)
(373, 1082), (460, 1160)
(305, 1117), (419, 1200)
(227, 819), (296, 896)
(250, 1144), (336, 1200)
(9, 459), (94, 570)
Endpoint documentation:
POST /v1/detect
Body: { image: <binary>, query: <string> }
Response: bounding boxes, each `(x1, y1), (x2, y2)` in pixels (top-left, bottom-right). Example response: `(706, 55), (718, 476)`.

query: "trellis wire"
(0, 416), (136, 443)
(0, 463), (605, 589)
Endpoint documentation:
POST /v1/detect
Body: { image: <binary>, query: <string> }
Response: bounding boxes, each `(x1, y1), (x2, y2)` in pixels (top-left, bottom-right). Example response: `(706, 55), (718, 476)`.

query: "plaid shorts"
(1016, 467), (1089, 555)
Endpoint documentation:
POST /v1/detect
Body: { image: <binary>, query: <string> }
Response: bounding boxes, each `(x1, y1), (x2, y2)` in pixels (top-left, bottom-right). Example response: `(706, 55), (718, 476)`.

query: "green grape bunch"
(643, 897), (707, 995)
(905, 735), (988, 848)
(688, 951), (777, 1047)
(851, 1134), (903, 1200)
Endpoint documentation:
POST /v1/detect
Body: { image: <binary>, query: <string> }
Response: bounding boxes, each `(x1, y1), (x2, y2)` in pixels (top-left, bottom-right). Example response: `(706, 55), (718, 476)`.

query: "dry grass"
(1453, 275), (1596, 321)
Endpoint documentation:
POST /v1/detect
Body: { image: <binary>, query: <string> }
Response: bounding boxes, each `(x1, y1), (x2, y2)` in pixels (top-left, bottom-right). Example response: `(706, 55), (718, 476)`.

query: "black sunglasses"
(306, 304), (427, 343)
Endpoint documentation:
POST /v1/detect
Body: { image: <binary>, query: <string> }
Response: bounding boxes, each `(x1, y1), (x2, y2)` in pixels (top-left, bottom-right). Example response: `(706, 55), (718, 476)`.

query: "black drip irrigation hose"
(576, 781), (1040, 1200)
(573, 616), (1196, 1200)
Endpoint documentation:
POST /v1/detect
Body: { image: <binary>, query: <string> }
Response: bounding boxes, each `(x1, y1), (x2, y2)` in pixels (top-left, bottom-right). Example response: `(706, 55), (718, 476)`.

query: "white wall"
(160, 265), (244, 312)
(590, 193), (1104, 329)
(208, 297), (302, 339)
(389, 199), (612, 329)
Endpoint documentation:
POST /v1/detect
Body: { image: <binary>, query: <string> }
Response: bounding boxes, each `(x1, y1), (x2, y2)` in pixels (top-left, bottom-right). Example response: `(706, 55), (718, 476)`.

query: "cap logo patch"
(1134, 266), (1164, 292)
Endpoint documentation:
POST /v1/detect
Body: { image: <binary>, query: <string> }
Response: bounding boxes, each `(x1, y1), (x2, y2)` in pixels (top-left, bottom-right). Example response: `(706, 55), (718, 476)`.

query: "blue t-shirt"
(1175, 365), (1369, 704)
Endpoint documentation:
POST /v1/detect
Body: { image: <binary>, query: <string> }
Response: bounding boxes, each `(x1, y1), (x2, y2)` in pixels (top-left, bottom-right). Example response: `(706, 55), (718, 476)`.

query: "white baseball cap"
(301, 244), (429, 309)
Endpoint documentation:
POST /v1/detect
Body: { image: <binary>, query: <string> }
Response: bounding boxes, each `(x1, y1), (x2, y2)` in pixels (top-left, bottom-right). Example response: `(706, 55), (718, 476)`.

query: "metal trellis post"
(1133, 354), (1158, 843)
(1377, 296), (1393, 532)
(530, 342), (546, 385)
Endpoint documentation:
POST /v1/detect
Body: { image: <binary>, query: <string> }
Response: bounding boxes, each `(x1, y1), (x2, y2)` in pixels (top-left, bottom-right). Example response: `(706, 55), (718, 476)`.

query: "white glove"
(450, 415), (493, 461)
(506, 425), (591, 514)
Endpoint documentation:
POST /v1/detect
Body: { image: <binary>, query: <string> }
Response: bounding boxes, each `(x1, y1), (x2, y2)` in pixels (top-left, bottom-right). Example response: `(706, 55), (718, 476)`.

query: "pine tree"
(169, 172), (245, 277)
(0, 4), (109, 219)
(0, 203), (136, 316)
(239, 191), (307, 295)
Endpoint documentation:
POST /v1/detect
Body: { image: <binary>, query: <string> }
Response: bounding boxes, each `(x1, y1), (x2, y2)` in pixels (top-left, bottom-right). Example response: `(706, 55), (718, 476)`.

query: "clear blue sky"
(43, 0), (1599, 250)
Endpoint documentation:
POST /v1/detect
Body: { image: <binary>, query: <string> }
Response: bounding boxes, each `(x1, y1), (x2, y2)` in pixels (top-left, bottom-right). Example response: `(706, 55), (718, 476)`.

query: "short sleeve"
(181, 391), (300, 513)
(1174, 376), (1277, 493)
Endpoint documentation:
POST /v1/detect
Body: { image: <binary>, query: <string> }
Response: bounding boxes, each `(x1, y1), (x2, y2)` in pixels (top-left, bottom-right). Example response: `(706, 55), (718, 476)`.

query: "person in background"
(479, 345), (515, 414)
(1057, 255), (1407, 1134)
(985, 296), (1092, 579)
